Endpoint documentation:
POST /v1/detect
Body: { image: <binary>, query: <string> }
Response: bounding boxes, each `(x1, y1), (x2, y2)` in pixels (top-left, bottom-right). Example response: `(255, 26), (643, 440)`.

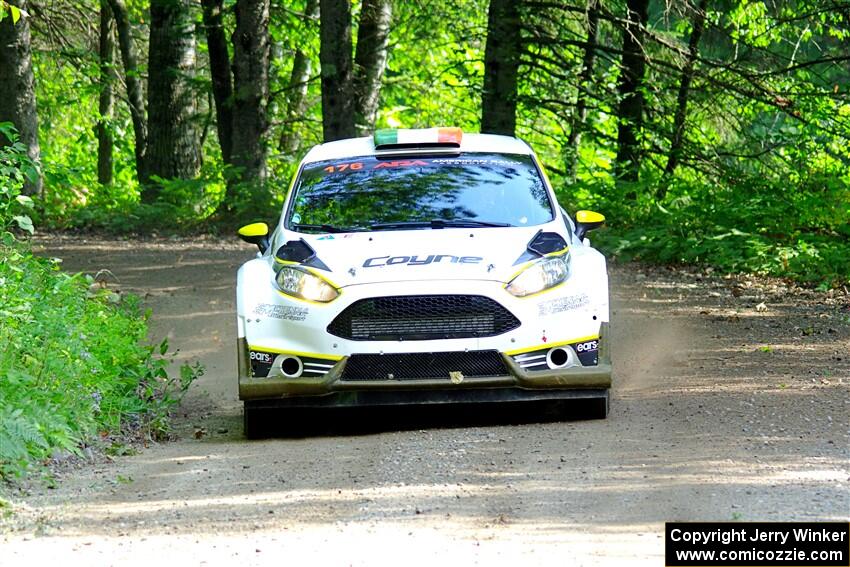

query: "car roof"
(301, 132), (534, 164)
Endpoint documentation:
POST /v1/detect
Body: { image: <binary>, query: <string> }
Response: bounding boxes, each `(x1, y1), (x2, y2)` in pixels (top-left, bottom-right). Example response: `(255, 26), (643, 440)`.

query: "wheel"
(243, 402), (269, 439)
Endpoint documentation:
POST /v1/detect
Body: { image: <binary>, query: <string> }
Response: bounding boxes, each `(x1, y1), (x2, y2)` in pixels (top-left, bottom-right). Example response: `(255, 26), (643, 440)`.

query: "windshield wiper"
(370, 219), (513, 231)
(291, 223), (364, 233)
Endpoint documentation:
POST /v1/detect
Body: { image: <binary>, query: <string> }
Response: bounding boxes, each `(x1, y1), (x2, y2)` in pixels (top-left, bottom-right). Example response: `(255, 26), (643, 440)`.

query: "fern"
(0, 239), (201, 480)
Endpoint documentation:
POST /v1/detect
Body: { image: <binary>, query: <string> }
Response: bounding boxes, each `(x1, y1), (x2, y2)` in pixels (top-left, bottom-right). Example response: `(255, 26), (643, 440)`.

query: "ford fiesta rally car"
(236, 128), (611, 437)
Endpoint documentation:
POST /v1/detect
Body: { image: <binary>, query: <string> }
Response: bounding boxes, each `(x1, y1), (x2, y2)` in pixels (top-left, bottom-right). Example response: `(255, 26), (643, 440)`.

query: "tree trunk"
(615, 0), (649, 184)
(480, 0), (521, 136)
(352, 0), (391, 136)
(146, 0), (201, 201)
(319, 0), (356, 141)
(565, 0), (599, 182)
(97, 0), (115, 186)
(108, 0), (148, 185)
(0, 0), (42, 197)
(662, 0), (708, 186)
(230, 0), (270, 191)
(280, 0), (319, 153)
(201, 0), (234, 165)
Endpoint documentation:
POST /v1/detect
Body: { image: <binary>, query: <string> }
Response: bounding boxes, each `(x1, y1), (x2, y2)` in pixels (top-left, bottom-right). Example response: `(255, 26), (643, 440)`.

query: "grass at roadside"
(0, 241), (203, 482)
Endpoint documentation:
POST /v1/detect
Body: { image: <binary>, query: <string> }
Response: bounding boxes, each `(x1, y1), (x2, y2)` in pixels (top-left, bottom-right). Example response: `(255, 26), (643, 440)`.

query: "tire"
(243, 402), (269, 439)
(588, 390), (610, 420)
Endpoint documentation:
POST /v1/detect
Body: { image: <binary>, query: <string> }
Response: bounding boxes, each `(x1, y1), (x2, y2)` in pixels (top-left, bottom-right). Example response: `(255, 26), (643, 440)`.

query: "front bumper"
(238, 323), (612, 401)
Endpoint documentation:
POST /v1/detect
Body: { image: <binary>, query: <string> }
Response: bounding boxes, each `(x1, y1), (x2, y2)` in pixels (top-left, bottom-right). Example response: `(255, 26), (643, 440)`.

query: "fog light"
(546, 347), (574, 369)
(275, 356), (303, 378)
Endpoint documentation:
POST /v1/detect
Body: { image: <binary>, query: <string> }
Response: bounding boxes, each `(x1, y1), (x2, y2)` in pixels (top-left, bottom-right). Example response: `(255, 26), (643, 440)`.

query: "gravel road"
(2, 236), (848, 566)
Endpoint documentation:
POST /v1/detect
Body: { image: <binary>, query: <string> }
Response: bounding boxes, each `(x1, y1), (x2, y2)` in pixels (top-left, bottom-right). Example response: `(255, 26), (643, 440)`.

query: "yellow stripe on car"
(505, 334), (599, 356)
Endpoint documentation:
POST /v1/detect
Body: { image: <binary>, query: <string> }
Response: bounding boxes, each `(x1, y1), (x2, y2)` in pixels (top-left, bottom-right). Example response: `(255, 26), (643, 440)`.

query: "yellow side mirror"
(238, 222), (270, 252)
(576, 210), (605, 224)
(575, 210), (605, 240)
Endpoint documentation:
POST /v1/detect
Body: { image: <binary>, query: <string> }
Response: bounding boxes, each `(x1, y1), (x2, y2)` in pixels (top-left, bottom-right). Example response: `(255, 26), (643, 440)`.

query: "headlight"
(506, 255), (569, 297)
(275, 267), (339, 302)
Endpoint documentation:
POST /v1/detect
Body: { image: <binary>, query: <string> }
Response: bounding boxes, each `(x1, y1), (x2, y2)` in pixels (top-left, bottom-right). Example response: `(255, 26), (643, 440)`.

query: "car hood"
(289, 226), (548, 287)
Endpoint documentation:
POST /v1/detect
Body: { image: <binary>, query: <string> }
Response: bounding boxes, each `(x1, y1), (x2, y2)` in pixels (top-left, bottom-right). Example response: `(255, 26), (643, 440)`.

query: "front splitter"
(245, 386), (609, 409)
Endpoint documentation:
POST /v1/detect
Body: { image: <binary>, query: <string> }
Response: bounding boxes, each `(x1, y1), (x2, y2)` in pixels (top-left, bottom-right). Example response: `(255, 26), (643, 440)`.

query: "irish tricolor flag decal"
(374, 127), (463, 148)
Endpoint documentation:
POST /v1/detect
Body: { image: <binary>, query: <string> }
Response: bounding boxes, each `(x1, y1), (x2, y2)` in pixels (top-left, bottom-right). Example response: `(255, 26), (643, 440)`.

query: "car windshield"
(286, 153), (553, 232)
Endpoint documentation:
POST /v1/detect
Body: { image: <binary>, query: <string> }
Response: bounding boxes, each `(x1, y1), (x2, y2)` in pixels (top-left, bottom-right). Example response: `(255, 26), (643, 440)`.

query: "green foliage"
(0, 243), (203, 479)
(0, 150), (203, 479)
(0, 124), (38, 235)
(0, 1), (26, 23)
(379, 0), (487, 131)
(64, 162), (230, 233)
(19, 0), (849, 288)
(569, 170), (850, 286)
(538, 2), (850, 288)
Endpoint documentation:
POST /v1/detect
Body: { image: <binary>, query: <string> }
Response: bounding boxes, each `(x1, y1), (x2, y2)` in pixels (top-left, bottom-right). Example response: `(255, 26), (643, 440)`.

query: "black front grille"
(327, 295), (520, 341)
(340, 351), (509, 381)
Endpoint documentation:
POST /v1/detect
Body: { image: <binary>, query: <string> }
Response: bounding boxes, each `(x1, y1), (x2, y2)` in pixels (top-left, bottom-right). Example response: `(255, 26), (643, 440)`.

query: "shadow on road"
(246, 398), (609, 439)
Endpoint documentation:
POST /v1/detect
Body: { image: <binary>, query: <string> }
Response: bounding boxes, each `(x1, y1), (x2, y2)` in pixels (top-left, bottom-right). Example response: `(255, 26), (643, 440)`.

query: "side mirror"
(238, 222), (270, 253)
(574, 210), (605, 241)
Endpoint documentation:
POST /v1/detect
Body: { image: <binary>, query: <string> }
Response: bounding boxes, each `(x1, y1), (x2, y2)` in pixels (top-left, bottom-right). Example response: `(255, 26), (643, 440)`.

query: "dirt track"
(2, 236), (848, 566)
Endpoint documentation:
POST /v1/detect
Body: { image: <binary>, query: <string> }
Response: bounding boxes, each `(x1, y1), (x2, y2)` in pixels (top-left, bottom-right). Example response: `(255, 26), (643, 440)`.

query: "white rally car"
(236, 128), (611, 437)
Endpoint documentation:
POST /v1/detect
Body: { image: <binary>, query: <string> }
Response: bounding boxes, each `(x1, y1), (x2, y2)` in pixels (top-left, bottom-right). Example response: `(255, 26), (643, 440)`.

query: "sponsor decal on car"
(570, 338), (599, 366)
(321, 160), (429, 174)
(574, 339), (598, 352)
(250, 351), (274, 364)
(253, 303), (309, 321)
(363, 254), (483, 268)
(432, 158), (523, 166)
(249, 350), (278, 377)
(537, 292), (590, 316)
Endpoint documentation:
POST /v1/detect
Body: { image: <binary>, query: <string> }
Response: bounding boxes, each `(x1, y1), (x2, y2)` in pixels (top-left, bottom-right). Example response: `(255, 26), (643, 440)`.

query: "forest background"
(1, 0), (848, 285)
(0, 0), (848, 479)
